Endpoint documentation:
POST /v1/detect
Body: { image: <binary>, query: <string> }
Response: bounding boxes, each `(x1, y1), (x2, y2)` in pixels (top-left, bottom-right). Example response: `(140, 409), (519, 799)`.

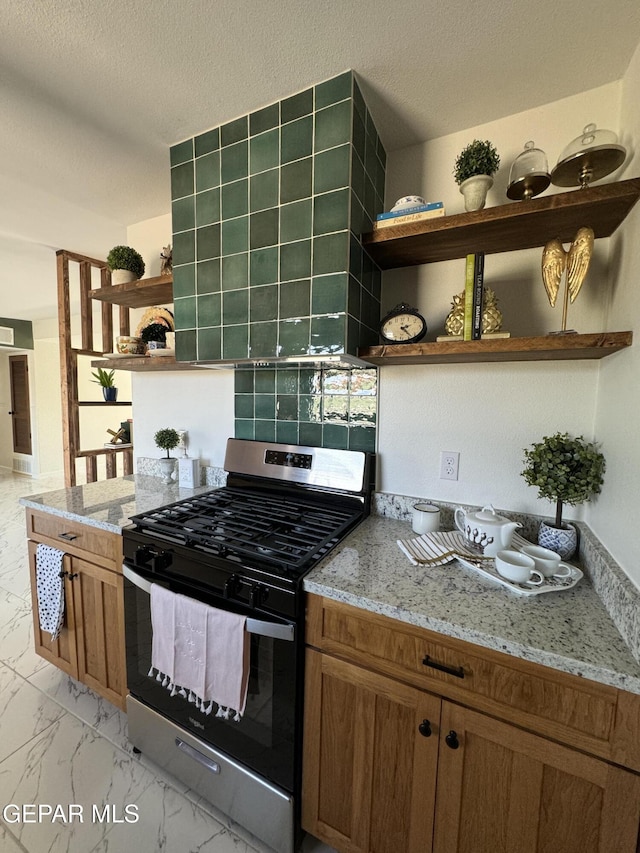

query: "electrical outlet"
(440, 451), (460, 481)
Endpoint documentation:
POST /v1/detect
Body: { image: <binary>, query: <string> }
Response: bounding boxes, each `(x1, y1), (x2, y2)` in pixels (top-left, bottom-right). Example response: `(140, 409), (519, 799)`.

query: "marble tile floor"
(0, 470), (337, 853)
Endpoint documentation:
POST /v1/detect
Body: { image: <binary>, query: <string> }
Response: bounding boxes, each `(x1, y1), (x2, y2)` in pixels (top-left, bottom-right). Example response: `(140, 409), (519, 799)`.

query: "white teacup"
(495, 550), (544, 586)
(412, 503), (440, 534)
(520, 544), (572, 579)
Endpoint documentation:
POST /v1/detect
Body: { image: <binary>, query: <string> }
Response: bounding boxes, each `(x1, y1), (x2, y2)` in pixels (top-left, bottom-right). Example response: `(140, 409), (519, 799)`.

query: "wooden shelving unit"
(88, 273), (173, 308)
(362, 178), (640, 268)
(91, 355), (202, 372)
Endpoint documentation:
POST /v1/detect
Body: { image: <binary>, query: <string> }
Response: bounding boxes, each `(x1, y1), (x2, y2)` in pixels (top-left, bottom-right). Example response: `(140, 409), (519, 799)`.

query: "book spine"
(471, 253), (485, 340)
(376, 202), (444, 221)
(463, 254), (475, 341)
(374, 208), (446, 229)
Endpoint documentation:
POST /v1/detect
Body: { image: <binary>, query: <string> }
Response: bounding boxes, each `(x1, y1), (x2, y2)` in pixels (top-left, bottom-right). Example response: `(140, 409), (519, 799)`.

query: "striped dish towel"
(397, 531), (491, 566)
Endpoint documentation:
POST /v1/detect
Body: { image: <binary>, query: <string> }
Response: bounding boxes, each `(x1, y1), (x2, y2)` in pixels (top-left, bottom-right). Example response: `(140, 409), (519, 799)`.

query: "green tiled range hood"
(170, 71), (385, 367)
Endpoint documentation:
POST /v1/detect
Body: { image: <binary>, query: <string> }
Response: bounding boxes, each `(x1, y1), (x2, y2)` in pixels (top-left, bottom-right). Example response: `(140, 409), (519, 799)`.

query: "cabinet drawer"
(306, 594), (640, 771)
(26, 509), (122, 572)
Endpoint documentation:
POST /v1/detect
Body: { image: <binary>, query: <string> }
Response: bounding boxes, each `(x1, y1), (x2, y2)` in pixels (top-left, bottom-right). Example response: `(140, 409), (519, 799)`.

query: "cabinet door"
(28, 540), (79, 678)
(302, 649), (441, 853)
(71, 556), (127, 711)
(434, 702), (640, 853)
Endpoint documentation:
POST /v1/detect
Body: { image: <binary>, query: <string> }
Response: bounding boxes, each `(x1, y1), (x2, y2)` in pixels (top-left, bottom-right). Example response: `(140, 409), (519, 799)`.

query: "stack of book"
(373, 201), (445, 230)
(436, 253), (511, 342)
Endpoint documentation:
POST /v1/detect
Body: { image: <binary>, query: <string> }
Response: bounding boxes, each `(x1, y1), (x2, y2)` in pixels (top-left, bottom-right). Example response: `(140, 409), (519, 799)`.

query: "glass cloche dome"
(506, 141), (551, 201)
(551, 124), (626, 188)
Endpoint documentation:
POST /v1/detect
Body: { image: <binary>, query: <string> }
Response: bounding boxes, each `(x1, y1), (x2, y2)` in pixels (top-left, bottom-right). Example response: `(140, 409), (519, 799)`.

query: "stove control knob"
(134, 546), (152, 567)
(224, 575), (240, 599)
(249, 584), (266, 608)
(150, 550), (172, 571)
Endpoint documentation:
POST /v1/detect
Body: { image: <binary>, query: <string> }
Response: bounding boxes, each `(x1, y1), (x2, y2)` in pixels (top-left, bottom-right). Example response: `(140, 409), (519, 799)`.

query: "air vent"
(13, 457), (32, 475)
(0, 326), (14, 346)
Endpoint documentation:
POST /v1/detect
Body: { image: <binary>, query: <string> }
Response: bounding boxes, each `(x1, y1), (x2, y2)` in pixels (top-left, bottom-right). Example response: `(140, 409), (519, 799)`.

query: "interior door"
(9, 354), (32, 455)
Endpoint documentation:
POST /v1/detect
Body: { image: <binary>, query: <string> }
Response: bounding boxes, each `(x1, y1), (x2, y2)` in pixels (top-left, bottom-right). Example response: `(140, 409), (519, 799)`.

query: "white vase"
(111, 269), (136, 285)
(159, 457), (176, 484)
(459, 175), (494, 212)
(537, 521), (578, 560)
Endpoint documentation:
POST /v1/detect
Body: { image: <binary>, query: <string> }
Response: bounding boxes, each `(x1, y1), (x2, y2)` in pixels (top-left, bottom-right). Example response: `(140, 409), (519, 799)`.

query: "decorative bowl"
(116, 336), (145, 355)
(390, 195), (427, 212)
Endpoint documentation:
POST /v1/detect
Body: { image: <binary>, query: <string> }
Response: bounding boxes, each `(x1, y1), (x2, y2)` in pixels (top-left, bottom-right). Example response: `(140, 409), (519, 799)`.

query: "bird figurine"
(541, 227), (594, 332)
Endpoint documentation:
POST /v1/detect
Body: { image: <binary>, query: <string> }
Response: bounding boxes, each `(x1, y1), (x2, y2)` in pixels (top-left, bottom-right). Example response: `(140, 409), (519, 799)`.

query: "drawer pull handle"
(445, 730), (460, 750)
(59, 532), (78, 541)
(418, 719), (432, 737)
(422, 655), (464, 679)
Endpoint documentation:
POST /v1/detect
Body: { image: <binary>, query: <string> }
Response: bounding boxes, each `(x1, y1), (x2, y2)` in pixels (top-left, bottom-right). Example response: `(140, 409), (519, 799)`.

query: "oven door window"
(124, 577), (298, 792)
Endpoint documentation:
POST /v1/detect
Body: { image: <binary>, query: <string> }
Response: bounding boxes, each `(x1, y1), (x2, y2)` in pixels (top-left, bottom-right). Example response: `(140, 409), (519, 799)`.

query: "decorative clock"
(379, 303), (427, 344)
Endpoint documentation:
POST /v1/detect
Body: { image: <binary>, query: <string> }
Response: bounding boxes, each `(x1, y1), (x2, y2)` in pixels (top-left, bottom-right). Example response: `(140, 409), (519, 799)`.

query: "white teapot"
(454, 505), (521, 557)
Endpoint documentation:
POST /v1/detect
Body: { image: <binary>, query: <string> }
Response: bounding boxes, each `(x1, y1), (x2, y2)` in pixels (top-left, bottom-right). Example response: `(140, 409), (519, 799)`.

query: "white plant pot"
(159, 457), (176, 484)
(459, 174), (494, 212)
(111, 269), (136, 285)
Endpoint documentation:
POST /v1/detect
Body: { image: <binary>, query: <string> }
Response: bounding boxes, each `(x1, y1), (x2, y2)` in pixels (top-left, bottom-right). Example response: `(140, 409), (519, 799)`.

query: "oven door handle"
(123, 564), (295, 642)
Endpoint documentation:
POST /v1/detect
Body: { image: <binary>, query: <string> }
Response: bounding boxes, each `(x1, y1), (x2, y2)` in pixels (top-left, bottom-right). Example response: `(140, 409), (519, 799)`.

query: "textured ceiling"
(1, 0), (640, 320)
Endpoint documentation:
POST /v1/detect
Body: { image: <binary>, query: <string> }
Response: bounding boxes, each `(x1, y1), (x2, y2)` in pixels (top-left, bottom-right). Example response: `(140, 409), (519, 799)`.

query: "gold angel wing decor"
(566, 226), (594, 303)
(541, 238), (566, 308)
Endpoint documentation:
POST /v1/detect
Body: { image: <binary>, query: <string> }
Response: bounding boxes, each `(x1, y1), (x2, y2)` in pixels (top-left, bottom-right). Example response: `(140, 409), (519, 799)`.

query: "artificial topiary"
(107, 245), (145, 279)
(140, 323), (167, 343)
(154, 428), (180, 458)
(454, 139), (501, 184)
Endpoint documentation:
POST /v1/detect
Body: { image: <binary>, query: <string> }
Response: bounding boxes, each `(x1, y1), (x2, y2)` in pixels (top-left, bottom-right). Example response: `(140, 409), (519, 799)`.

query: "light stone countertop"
(303, 513), (640, 695)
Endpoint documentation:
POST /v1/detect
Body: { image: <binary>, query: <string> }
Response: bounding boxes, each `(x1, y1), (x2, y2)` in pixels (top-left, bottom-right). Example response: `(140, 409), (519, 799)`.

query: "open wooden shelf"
(363, 178), (640, 268)
(357, 331), (632, 366)
(91, 355), (202, 372)
(88, 274), (173, 308)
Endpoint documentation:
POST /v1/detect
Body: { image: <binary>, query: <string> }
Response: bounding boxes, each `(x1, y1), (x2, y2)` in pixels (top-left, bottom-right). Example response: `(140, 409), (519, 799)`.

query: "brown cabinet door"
(71, 557), (127, 711)
(302, 649), (441, 853)
(434, 702), (640, 853)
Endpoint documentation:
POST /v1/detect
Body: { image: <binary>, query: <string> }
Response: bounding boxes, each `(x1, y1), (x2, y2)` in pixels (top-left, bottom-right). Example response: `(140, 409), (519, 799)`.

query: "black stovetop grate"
(128, 487), (362, 572)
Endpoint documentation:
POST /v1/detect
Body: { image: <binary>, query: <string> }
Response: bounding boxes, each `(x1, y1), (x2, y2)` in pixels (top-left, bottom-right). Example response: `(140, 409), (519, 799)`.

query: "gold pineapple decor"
(444, 287), (503, 336)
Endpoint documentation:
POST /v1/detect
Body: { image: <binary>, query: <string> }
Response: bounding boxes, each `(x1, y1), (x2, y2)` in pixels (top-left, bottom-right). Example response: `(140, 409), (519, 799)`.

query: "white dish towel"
(35, 544), (66, 640)
(148, 584), (250, 721)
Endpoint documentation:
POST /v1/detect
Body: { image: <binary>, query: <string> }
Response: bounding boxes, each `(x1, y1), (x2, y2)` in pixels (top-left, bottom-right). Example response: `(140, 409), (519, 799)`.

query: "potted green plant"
(107, 245), (145, 285)
(140, 322), (168, 351)
(91, 366), (117, 402)
(454, 139), (500, 212)
(154, 427), (180, 483)
(521, 432), (606, 559)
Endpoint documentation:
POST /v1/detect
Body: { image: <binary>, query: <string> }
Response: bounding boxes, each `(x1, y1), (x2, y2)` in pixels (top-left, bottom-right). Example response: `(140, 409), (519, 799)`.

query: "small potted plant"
(91, 366), (117, 402)
(107, 245), (146, 285)
(154, 427), (180, 483)
(454, 139), (501, 212)
(521, 432), (606, 559)
(140, 322), (168, 351)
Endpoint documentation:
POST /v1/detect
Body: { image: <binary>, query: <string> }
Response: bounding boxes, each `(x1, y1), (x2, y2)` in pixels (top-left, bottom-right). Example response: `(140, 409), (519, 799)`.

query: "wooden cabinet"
(302, 595), (640, 853)
(26, 509), (127, 711)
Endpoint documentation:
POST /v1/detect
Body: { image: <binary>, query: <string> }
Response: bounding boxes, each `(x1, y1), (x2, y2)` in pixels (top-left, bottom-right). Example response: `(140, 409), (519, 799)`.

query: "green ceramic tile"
(174, 296), (197, 329)
(280, 240), (311, 281)
(348, 425), (376, 453)
(315, 71), (352, 110)
(255, 370), (276, 393)
(277, 370), (299, 393)
(350, 194), (366, 236)
(353, 79), (366, 121)
(250, 129), (279, 175)
(298, 368), (319, 395)
(173, 229), (195, 265)
(250, 103), (279, 136)
(281, 116), (312, 164)
(170, 139), (193, 167)
(323, 395), (349, 423)
(313, 189), (349, 235)
(299, 421), (322, 446)
(235, 394), (254, 419)
(322, 423), (349, 449)
(352, 109), (366, 165)
(197, 259), (221, 294)
(377, 136), (387, 168)
(197, 293), (221, 327)
(280, 199), (312, 243)
(323, 368), (350, 394)
(222, 179), (249, 219)
(197, 326), (221, 361)
(250, 247), (278, 286)
(280, 158), (312, 204)
(374, 156), (386, 202)
(194, 128), (220, 158)
(281, 88), (313, 124)
(364, 133), (378, 187)
(250, 208), (279, 249)
(176, 329), (196, 362)
(222, 216), (248, 255)
(348, 275), (361, 316)
(314, 145), (350, 194)
(234, 418), (256, 440)
(279, 318), (310, 356)
(172, 196), (195, 233)
(223, 289), (249, 325)
(172, 264), (195, 298)
(349, 396), (377, 424)
(250, 285), (278, 322)
(195, 151), (220, 192)
(255, 393), (275, 419)
(279, 280), (310, 318)
(221, 253), (248, 289)
(234, 370), (255, 394)
(310, 315), (345, 353)
(312, 231), (349, 276)
(276, 421), (299, 444)
(312, 273), (348, 315)
(299, 394), (322, 423)
(196, 224), (220, 261)
(221, 141), (248, 184)
(347, 316), (361, 353)
(351, 150), (365, 205)
(221, 115), (248, 147)
(349, 235), (363, 279)
(250, 322), (278, 358)
(171, 162), (194, 200)
(250, 169), (279, 212)
(254, 420), (276, 442)
(314, 101), (352, 153)
(195, 188), (220, 226)
(222, 324), (248, 359)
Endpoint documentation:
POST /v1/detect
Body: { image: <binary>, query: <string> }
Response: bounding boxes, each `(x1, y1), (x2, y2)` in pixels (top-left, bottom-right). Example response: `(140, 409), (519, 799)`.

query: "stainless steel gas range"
(122, 438), (374, 853)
